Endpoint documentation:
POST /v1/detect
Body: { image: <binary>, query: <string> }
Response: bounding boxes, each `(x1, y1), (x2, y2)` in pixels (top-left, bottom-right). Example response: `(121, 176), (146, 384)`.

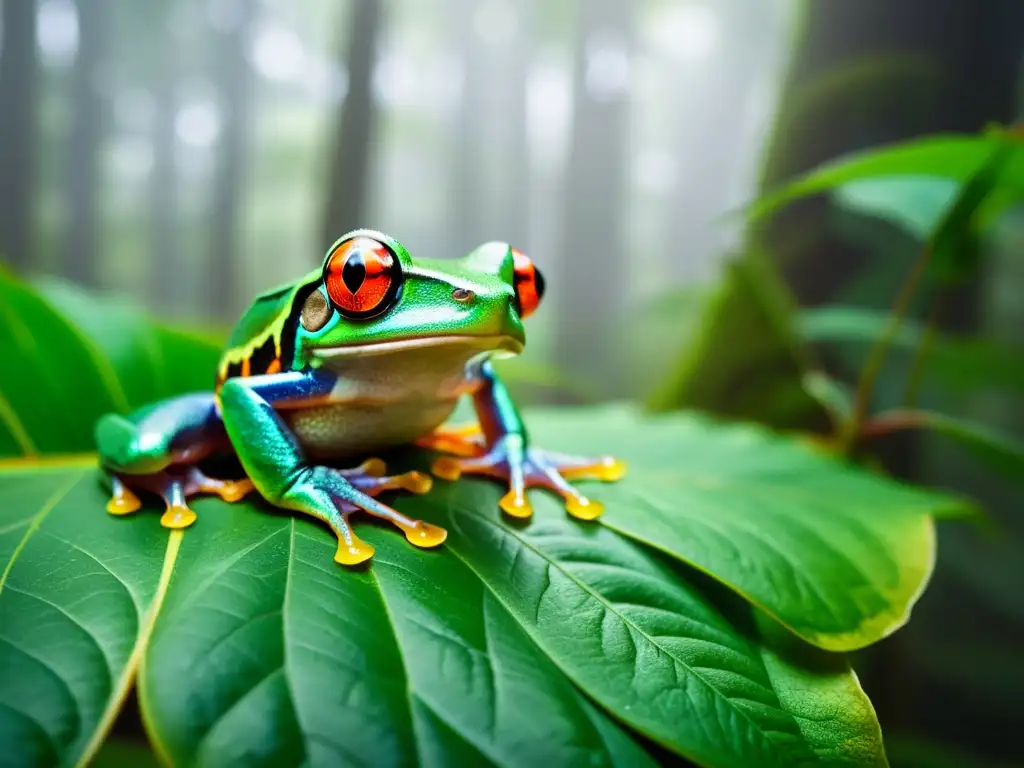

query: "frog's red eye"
(324, 237), (402, 319)
(511, 248), (545, 319)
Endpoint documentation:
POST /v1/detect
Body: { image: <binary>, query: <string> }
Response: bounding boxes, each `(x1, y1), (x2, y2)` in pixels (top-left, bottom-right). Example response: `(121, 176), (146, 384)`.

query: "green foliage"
(861, 410), (1024, 480)
(799, 306), (1024, 396)
(646, 250), (828, 431)
(752, 130), (1024, 223)
(750, 128), (1024, 284)
(0, 276), (971, 766)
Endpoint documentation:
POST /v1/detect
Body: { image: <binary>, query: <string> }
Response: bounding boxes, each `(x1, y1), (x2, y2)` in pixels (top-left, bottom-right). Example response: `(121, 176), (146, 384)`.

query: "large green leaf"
(421, 481), (886, 766)
(520, 406), (971, 651)
(138, 498), (657, 768)
(33, 276), (223, 410)
(0, 459), (178, 768)
(0, 453), (894, 766)
(749, 133), (1024, 224)
(0, 273), (127, 455)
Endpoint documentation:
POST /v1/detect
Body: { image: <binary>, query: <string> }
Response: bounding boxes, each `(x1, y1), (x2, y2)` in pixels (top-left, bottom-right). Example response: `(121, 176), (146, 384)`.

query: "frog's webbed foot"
(414, 423), (486, 458)
(430, 435), (626, 521)
(105, 466), (256, 530)
(295, 464), (446, 567)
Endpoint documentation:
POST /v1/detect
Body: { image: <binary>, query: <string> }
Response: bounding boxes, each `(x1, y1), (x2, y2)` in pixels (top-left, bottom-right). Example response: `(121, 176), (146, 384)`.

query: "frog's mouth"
(311, 334), (524, 361)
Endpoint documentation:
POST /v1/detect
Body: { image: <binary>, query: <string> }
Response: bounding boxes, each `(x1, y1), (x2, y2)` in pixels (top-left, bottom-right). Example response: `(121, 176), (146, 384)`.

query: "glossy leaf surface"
(139, 500), (657, 768)
(521, 406), (971, 651)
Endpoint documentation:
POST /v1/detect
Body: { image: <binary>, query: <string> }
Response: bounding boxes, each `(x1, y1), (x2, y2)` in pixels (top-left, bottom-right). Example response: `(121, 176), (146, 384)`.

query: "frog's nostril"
(452, 288), (474, 302)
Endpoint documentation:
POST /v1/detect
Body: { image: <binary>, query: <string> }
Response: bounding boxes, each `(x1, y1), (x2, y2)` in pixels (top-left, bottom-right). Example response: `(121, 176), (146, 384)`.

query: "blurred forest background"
(1, 0), (1023, 766)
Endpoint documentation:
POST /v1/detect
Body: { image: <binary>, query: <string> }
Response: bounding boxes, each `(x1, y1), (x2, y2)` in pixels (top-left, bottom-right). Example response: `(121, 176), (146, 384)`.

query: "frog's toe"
(343, 457), (387, 478)
(334, 531), (375, 566)
(564, 495), (604, 521)
(415, 423), (486, 458)
(215, 479), (254, 503)
(396, 471), (433, 495)
(499, 489), (533, 519)
(556, 455), (627, 482)
(347, 469), (433, 496)
(190, 469), (254, 504)
(106, 477), (142, 516)
(431, 457), (463, 481)
(399, 520), (447, 548)
(160, 504), (198, 529)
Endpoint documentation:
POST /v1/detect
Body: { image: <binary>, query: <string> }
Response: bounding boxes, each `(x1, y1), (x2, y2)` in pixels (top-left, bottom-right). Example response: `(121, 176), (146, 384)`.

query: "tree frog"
(95, 230), (625, 566)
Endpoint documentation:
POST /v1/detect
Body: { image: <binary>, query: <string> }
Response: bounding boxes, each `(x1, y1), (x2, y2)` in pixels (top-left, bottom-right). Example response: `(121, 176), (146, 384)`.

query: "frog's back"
(215, 274), (316, 387)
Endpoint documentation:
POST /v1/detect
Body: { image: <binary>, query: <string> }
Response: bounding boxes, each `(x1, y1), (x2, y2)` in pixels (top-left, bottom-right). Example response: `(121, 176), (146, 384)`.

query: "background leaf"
(749, 133), (1024, 223)
(34, 276), (224, 407)
(0, 273), (127, 455)
(646, 250), (827, 432)
(862, 409), (1024, 481)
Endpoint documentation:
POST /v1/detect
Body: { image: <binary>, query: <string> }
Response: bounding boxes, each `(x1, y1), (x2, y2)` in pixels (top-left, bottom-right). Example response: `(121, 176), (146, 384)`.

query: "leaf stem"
(857, 409), (928, 440)
(902, 290), (945, 408)
(840, 244), (932, 453)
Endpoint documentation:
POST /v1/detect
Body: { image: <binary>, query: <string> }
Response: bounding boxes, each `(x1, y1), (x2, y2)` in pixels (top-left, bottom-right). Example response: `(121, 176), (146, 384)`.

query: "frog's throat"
(310, 334), (523, 360)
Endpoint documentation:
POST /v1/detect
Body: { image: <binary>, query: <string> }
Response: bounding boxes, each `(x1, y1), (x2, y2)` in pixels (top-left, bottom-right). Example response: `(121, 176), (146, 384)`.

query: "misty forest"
(0, 0), (1023, 766)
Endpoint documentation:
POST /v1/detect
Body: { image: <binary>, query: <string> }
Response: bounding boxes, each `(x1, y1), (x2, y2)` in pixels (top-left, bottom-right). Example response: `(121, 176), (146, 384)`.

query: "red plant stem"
(840, 244), (934, 453)
(857, 409), (928, 440)
(903, 290), (945, 408)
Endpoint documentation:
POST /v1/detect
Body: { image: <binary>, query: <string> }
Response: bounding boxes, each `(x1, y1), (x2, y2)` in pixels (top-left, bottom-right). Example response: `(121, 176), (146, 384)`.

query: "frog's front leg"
(429, 361), (626, 520)
(219, 371), (445, 566)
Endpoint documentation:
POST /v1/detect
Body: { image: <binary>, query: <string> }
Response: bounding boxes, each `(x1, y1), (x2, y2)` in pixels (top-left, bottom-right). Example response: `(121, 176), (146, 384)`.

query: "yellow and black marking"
(215, 274), (319, 390)
(216, 334), (286, 389)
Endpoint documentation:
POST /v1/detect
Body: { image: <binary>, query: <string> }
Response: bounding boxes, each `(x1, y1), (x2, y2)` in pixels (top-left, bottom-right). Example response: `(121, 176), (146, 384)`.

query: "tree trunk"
(491, 2), (531, 254)
(149, 31), (179, 315)
(208, 0), (256, 320)
(64, 0), (109, 287)
(448, 0), (487, 258)
(668, 0), (779, 282)
(321, 0), (384, 249)
(554, 0), (634, 397)
(0, 0), (39, 274)
(757, 0), (1024, 307)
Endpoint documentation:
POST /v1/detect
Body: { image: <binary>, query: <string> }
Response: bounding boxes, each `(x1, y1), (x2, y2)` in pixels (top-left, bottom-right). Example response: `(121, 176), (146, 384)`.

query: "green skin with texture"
(95, 229), (624, 566)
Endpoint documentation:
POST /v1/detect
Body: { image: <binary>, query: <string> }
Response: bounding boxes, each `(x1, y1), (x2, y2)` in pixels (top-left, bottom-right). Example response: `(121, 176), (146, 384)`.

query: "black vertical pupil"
(534, 267), (546, 300)
(342, 252), (366, 293)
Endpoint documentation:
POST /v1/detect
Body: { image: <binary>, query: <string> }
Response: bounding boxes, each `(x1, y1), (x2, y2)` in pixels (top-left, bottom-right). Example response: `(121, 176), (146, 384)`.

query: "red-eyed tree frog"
(95, 230), (625, 566)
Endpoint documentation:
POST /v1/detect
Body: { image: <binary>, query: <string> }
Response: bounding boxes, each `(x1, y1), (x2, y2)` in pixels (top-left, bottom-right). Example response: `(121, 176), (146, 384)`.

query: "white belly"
(285, 399), (458, 460)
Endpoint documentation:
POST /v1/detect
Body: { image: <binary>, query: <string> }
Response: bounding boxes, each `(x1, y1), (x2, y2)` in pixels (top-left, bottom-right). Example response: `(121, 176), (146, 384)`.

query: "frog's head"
(294, 229), (544, 369)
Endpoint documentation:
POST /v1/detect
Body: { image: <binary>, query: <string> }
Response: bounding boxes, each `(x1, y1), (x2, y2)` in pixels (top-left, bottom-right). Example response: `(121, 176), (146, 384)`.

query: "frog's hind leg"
(96, 393), (245, 528)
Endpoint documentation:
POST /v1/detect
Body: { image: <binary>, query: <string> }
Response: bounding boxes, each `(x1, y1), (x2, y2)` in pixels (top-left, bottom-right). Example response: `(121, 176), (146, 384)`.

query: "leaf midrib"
(442, 500), (804, 767)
